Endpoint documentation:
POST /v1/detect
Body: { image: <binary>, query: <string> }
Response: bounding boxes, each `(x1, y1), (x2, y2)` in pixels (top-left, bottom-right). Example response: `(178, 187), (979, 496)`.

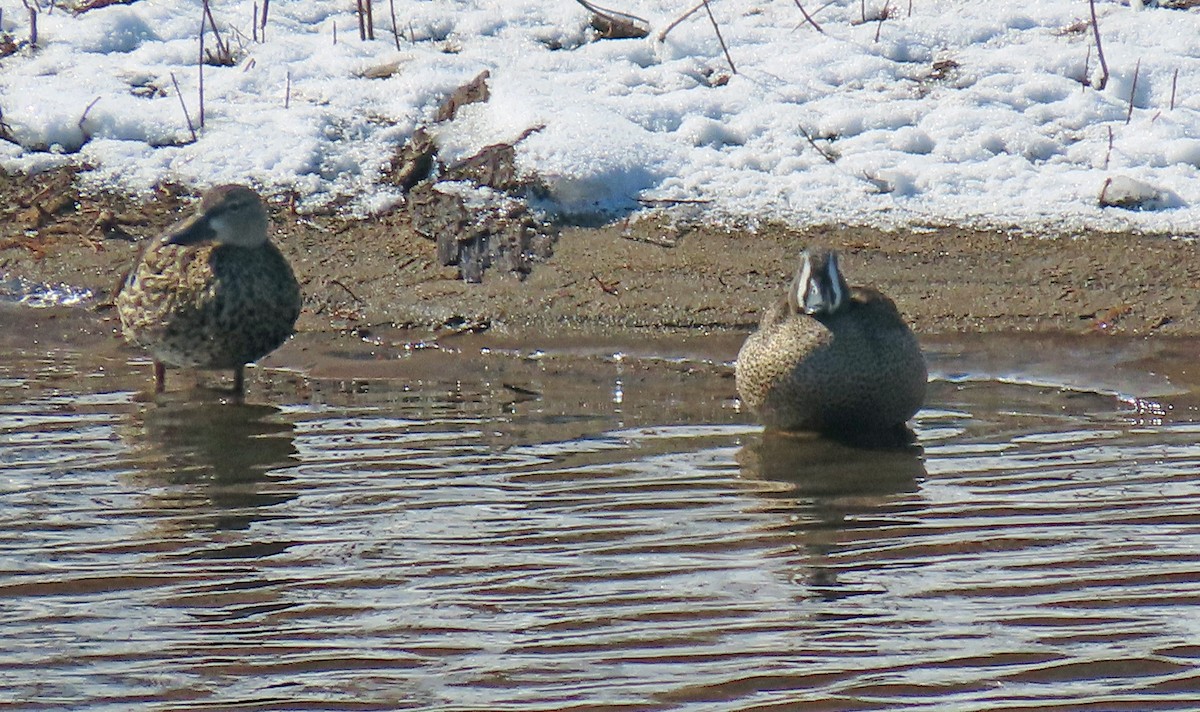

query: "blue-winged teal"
(116, 185), (301, 396)
(735, 248), (926, 435)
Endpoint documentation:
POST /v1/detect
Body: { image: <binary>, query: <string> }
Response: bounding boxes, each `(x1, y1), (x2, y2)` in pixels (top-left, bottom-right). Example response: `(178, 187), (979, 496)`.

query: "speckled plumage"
(735, 249), (927, 434)
(116, 185), (301, 394)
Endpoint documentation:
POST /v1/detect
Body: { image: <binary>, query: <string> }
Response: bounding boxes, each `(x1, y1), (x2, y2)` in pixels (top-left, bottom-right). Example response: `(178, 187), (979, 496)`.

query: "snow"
(1, 0), (1199, 233)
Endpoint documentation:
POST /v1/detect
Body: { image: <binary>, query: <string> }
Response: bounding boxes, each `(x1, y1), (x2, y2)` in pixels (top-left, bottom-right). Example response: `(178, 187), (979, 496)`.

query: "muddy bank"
(1, 168), (1197, 339)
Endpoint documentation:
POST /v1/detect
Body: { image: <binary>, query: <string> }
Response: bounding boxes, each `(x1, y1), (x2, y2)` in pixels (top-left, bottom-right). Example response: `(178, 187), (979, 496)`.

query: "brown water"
(4, 308), (1200, 710)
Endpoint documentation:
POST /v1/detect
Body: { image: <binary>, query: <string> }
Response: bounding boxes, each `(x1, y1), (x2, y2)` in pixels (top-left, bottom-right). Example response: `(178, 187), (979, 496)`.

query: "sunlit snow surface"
(1, 0), (1198, 231)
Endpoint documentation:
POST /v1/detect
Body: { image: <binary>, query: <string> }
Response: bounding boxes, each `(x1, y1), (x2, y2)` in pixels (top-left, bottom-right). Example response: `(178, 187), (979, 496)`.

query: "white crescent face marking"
(209, 214), (230, 238)
(795, 259), (813, 312)
(826, 253), (845, 311)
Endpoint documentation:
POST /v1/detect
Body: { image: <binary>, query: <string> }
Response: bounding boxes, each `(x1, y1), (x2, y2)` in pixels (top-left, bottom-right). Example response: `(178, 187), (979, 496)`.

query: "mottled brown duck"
(116, 184), (301, 396)
(735, 248), (926, 436)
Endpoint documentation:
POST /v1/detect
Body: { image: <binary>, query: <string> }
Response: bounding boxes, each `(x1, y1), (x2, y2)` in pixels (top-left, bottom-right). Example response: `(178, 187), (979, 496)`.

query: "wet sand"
(1, 167), (1196, 341)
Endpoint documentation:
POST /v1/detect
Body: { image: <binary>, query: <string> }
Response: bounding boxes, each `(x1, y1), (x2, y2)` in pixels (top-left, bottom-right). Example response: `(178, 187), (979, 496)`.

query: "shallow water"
(4, 309), (1200, 710)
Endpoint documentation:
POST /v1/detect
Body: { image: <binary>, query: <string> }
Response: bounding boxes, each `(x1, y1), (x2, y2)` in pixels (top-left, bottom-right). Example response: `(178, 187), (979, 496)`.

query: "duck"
(735, 248), (926, 436)
(116, 184), (301, 396)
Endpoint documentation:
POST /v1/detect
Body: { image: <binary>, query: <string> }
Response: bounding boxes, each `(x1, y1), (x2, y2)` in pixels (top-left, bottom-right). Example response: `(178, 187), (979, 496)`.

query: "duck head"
(164, 184), (270, 248)
(788, 248), (850, 316)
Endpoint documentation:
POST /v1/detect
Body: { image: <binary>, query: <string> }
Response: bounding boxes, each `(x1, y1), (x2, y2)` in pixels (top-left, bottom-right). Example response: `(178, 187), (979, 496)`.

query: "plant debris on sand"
(3, 168), (1200, 343)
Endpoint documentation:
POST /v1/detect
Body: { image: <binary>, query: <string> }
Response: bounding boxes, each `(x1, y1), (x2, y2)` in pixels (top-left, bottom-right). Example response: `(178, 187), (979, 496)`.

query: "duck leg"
(233, 365), (246, 397)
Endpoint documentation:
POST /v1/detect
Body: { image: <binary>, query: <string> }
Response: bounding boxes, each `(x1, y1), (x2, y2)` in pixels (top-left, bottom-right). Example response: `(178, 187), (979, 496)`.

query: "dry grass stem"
(659, 2), (703, 42)
(197, 10), (205, 126)
(791, 0), (824, 33)
(1170, 68), (1179, 110)
(201, 0), (229, 60)
(1088, 0), (1109, 90)
(874, 0), (890, 42)
(1126, 58), (1140, 124)
(701, 0), (736, 74)
(285, 71), (291, 109)
(21, 0), (37, 47)
(1104, 125), (1113, 170)
(170, 72), (198, 143)
(389, 0), (401, 49)
(77, 96), (100, 143)
(799, 126), (837, 163)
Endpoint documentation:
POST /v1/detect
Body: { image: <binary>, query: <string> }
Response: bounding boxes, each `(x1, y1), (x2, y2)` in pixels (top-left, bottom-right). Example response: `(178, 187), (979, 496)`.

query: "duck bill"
(163, 214), (217, 246)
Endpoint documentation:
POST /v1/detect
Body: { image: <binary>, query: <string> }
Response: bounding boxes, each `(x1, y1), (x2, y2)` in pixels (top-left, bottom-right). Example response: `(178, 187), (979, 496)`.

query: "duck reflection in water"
(126, 398), (299, 535)
(739, 432), (927, 600)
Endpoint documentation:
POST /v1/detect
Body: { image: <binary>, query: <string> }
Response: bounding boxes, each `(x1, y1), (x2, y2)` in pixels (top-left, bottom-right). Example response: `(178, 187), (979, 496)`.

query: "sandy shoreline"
(1, 168), (1195, 340)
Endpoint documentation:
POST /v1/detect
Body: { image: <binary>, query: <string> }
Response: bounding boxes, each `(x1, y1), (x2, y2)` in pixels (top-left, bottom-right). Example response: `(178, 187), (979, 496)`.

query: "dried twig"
(1126, 58), (1140, 124)
(77, 96), (100, 143)
(201, 0), (229, 61)
(356, 0), (366, 40)
(1080, 43), (1091, 90)
(1104, 125), (1113, 170)
(659, 2), (703, 42)
(701, 0), (736, 74)
(792, 0), (824, 33)
(328, 278), (364, 304)
(1088, 0), (1109, 90)
(252, 3), (258, 42)
(285, 71), (291, 108)
(260, 0), (269, 40)
(1170, 67), (1179, 110)
(590, 272), (620, 296)
(198, 9), (205, 127)
(365, 0), (375, 40)
(21, 0), (36, 47)
(799, 126), (837, 163)
(389, 0), (401, 50)
(170, 72), (198, 143)
(874, 0), (890, 42)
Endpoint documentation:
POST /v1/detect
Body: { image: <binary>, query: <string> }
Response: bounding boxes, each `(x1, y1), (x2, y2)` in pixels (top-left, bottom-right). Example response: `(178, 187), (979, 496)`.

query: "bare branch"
(701, 0), (736, 74)
(21, 0), (37, 47)
(389, 0), (401, 50)
(874, 0), (890, 42)
(1088, 0), (1109, 90)
(198, 8), (205, 126)
(170, 72), (198, 143)
(792, 0), (825, 33)
(799, 126), (837, 163)
(659, 2), (703, 42)
(1126, 57), (1140, 124)
(77, 96), (100, 143)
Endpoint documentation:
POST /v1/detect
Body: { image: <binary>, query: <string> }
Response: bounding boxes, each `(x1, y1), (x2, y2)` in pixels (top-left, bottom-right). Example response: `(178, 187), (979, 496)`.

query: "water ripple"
(3, 339), (1200, 710)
